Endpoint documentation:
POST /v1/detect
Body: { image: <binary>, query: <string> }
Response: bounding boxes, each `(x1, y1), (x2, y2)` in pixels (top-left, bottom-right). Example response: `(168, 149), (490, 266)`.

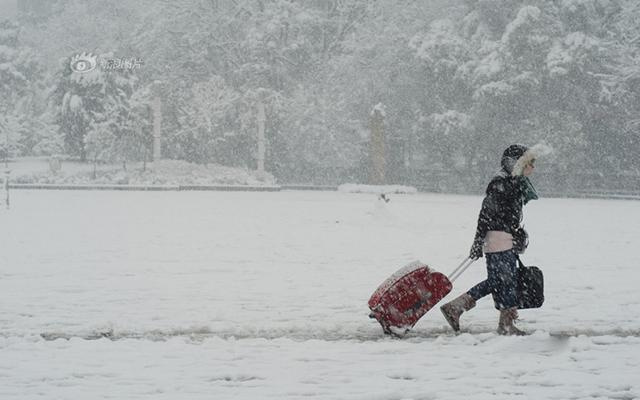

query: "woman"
(440, 144), (542, 335)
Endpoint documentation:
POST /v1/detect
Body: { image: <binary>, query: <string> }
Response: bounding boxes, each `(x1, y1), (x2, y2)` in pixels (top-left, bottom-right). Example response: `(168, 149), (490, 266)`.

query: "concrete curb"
(9, 184), (180, 191)
(280, 185), (338, 191)
(8, 184), (340, 192)
(179, 185), (281, 192)
(9, 184), (281, 192)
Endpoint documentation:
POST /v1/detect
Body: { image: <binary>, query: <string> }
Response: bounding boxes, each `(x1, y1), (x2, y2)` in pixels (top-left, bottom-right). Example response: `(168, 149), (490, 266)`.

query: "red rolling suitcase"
(368, 258), (473, 336)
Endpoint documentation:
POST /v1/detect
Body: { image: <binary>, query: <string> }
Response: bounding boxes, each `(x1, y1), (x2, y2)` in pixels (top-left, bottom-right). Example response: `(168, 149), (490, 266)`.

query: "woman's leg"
(485, 250), (518, 310)
(466, 256), (498, 301)
(440, 258), (494, 331)
(467, 279), (492, 302)
(485, 250), (525, 335)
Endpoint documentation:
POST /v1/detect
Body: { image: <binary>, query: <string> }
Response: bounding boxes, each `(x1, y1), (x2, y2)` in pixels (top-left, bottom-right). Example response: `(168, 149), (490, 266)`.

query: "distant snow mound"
(338, 184), (418, 194)
(11, 158), (276, 186)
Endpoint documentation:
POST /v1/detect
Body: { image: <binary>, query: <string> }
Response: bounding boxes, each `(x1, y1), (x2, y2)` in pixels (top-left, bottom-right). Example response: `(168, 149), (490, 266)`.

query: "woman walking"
(440, 144), (544, 335)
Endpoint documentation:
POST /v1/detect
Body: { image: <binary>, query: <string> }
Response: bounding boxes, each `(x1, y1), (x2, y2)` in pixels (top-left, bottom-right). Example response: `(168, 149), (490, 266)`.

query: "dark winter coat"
(473, 171), (537, 242)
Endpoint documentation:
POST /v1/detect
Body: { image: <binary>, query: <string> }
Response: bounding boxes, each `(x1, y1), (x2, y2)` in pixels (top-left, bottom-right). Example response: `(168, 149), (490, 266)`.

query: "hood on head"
(509, 143), (553, 176)
(501, 144), (528, 175)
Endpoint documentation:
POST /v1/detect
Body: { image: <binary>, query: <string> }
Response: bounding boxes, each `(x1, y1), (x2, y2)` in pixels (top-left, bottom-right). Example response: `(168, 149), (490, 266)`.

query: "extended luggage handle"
(448, 257), (476, 283)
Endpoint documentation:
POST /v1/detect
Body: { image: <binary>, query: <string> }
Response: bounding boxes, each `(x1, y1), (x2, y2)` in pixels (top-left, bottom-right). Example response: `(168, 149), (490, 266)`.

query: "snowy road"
(1, 190), (639, 399)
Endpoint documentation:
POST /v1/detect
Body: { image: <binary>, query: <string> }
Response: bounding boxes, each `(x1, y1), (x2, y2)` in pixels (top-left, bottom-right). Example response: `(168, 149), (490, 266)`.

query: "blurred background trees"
(1, 0), (639, 192)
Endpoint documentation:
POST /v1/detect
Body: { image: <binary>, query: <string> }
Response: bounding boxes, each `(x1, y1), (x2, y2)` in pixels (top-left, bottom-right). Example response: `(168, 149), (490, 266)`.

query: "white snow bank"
(10, 158), (276, 186)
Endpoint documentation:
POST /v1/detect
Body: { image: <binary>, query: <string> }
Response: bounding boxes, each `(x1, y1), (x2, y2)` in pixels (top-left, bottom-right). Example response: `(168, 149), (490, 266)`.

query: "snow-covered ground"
(1, 190), (639, 399)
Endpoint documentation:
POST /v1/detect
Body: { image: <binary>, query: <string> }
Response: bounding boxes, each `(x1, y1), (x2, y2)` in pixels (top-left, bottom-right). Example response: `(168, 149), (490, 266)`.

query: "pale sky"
(0, 0), (17, 19)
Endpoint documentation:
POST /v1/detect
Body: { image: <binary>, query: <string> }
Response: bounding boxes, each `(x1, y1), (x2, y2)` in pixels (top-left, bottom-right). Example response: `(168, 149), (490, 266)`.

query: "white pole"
(4, 168), (9, 210)
(4, 119), (9, 209)
(152, 81), (163, 162)
(152, 95), (162, 161)
(256, 100), (266, 176)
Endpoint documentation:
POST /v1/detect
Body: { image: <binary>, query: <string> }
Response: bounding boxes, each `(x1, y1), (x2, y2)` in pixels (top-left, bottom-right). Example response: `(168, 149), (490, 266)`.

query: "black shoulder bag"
(516, 256), (544, 309)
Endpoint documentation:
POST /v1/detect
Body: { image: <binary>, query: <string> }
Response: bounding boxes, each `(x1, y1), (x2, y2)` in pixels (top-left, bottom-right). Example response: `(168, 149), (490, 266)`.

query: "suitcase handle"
(448, 257), (475, 282)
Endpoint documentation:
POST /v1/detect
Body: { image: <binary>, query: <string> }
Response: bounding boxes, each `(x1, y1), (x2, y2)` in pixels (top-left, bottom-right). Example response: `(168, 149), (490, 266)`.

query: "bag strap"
(516, 255), (526, 268)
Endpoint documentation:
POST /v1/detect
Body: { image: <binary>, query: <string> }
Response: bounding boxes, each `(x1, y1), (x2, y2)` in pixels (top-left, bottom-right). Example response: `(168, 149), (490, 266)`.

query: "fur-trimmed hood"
(504, 143), (552, 176)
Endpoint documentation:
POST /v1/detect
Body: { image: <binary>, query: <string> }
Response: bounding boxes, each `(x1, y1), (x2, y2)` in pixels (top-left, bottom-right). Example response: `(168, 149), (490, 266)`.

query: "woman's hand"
(513, 227), (529, 254)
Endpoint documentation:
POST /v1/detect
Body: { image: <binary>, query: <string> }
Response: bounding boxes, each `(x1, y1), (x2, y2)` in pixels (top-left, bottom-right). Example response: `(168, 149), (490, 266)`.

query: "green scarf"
(520, 176), (539, 204)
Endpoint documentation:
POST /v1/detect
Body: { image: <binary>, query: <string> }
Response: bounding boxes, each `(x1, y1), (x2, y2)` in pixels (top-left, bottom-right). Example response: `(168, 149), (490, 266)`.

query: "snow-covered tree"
(277, 83), (364, 183)
(169, 76), (240, 164)
(436, 1), (631, 174)
(0, 19), (50, 157)
(53, 51), (148, 163)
